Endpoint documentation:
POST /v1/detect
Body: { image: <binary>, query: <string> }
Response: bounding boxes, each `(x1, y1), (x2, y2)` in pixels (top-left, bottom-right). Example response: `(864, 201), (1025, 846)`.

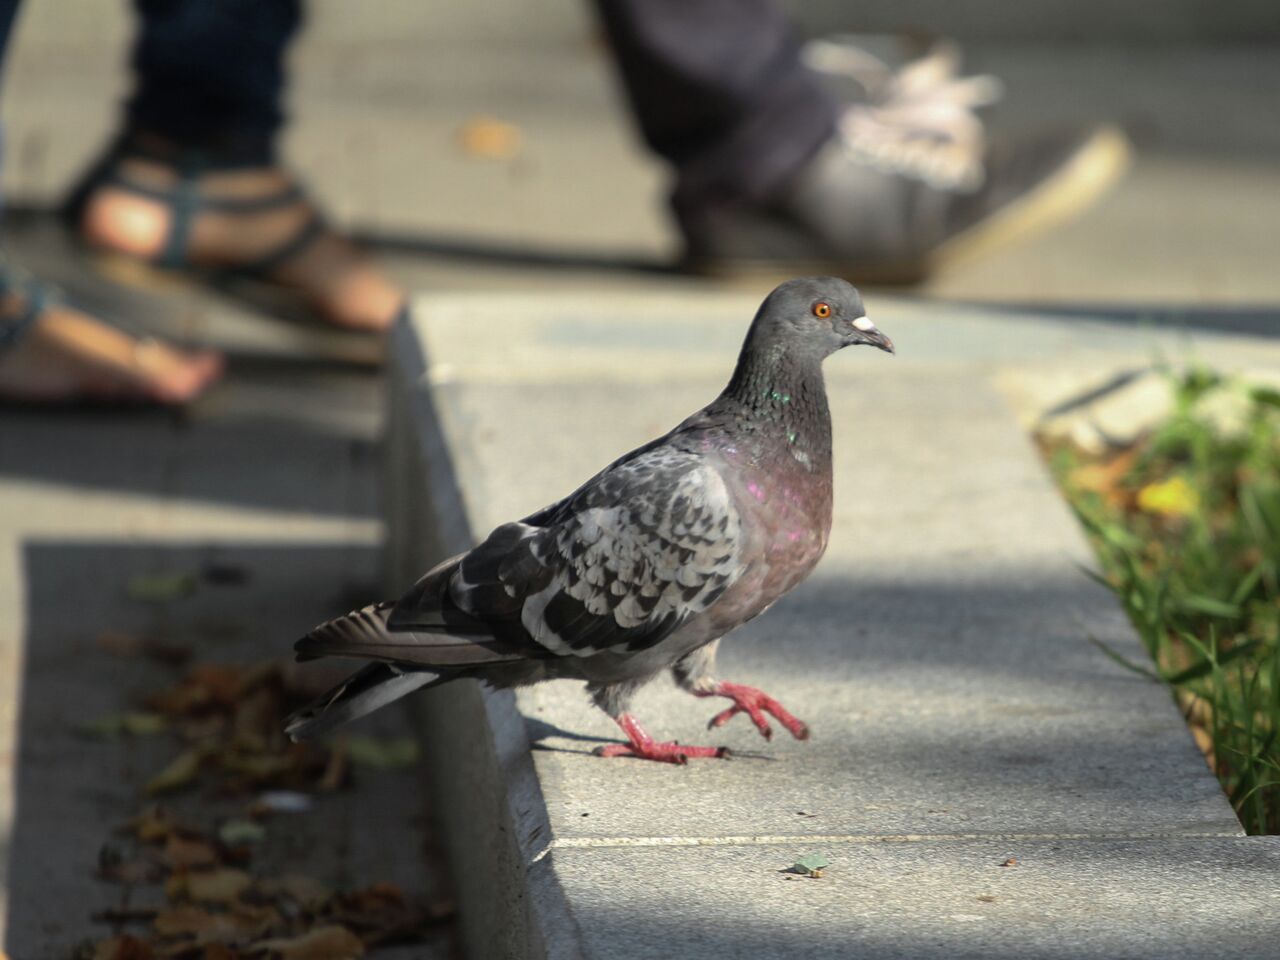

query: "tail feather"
(285, 662), (442, 741)
(296, 600), (524, 667)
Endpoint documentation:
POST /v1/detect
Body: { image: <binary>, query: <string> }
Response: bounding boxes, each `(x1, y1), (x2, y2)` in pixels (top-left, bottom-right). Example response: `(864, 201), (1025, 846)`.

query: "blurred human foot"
(73, 155), (404, 332)
(680, 42), (1131, 283)
(0, 293), (222, 405)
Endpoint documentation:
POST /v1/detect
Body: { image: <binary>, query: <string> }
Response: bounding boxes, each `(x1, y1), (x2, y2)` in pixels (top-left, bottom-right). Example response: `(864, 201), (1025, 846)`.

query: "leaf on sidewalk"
(166, 868), (253, 903)
(457, 115), (524, 160)
(343, 736), (418, 769)
(127, 571), (198, 603)
(79, 712), (169, 739)
(218, 819), (267, 847)
(782, 852), (829, 878)
(259, 873), (332, 909)
(249, 926), (365, 960)
(163, 833), (220, 869)
(152, 904), (275, 942)
(87, 935), (156, 960)
(146, 749), (205, 796)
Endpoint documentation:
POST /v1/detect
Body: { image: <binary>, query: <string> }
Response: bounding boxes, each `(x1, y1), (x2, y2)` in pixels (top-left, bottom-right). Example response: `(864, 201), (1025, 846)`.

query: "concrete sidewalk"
(389, 291), (1280, 958)
(0, 363), (454, 957)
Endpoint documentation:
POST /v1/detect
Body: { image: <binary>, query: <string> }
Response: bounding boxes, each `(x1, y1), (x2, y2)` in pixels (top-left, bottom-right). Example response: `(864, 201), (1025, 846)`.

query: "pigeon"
(285, 277), (893, 763)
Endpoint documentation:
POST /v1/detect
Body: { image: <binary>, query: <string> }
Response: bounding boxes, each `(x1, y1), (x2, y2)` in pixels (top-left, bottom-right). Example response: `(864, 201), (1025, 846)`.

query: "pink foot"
(594, 714), (730, 765)
(698, 681), (810, 742)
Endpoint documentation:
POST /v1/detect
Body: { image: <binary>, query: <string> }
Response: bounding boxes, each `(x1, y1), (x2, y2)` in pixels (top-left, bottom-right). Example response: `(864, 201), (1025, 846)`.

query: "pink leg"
(594, 714), (730, 764)
(696, 681), (810, 741)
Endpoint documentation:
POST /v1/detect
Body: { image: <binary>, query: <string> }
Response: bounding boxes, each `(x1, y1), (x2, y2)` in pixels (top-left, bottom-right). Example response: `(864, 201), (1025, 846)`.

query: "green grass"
(1042, 369), (1280, 834)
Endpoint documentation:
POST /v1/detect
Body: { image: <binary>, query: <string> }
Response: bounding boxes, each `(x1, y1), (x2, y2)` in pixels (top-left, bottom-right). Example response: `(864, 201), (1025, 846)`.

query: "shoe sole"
(923, 123), (1132, 274)
(689, 124), (1132, 285)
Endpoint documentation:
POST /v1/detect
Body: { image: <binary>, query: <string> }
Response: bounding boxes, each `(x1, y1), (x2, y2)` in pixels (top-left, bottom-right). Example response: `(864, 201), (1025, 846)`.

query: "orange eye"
(813, 302), (832, 318)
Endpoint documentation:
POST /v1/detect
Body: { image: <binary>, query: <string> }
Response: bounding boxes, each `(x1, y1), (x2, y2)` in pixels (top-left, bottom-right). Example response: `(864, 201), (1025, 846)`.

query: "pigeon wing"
(388, 447), (745, 659)
(511, 449), (745, 657)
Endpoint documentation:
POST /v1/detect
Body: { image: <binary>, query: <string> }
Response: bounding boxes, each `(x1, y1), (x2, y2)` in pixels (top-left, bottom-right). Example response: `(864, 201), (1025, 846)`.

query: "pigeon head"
(749, 277), (894, 360)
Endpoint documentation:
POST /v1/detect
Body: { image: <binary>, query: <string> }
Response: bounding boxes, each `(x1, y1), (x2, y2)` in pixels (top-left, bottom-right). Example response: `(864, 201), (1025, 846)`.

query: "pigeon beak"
(850, 317), (895, 355)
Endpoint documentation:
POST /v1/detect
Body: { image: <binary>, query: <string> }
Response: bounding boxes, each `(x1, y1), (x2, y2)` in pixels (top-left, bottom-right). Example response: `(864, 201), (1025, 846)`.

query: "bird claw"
(701, 682), (810, 741)
(594, 741), (730, 764)
(598, 714), (731, 763)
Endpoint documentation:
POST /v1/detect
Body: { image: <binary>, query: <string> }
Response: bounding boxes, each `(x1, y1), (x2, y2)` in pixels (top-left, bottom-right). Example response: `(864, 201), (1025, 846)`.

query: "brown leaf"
(259, 873), (332, 909)
(131, 806), (180, 844)
(97, 841), (166, 885)
(99, 858), (165, 885)
(96, 631), (146, 657)
(95, 631), (193, 666)
(250, 926), (364, 960)
(231, 685), (284, 750)
(91, 908), (160, 925)
(149, 665), (244, 717)
(167, 868), (253, 904)
(317, 738), (348, 793)
(153, 905), (272, 943)
(90, 935), (156, 960)
(164, 834), (220, 869)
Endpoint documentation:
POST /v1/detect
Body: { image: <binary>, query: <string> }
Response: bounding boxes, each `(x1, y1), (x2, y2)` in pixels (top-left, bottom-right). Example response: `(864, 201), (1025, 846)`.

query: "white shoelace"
(803, 38), (1003, 192)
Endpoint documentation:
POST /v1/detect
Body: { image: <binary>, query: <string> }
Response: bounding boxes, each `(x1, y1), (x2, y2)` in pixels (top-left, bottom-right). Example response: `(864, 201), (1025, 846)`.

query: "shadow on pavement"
(2, 539), (454, 958)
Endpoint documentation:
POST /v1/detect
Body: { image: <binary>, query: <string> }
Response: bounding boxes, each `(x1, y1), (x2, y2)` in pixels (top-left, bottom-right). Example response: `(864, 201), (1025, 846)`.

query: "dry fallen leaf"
(259, 873), (333, 909)
(153, 904), (274, 942)
(79, 712), (169, 739)
(457, 115), (523, 160)
(343, 736), (418, 770)
(130, 806), (179, 844)
(219, 818), (267, 847)
(147, 749), (205, 796)
(96, 631), (146, 657)
(90, 935), (156, 960)
(163, 833), (220, 869)
(250, 926), (365, 960)
(167, 867), (253, 904)
(127, 571), (198, 603)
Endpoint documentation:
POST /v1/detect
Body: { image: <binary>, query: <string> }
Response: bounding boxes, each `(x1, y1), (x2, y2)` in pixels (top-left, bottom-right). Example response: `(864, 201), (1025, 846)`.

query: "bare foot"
(78, 158), (404, 332)
(0, 300), (223, 405)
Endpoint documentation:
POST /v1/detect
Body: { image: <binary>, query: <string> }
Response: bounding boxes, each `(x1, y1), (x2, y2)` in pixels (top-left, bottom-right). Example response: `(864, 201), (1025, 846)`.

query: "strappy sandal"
(0, 255), (223, 406)
(63, 137), (397, 328)
(0, 261), (49, 354)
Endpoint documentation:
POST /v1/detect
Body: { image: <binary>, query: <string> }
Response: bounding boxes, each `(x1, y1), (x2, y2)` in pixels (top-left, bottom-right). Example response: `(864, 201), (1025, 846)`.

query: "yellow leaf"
(146, 749), (204, 795)
(1136, 475), (1199, 517)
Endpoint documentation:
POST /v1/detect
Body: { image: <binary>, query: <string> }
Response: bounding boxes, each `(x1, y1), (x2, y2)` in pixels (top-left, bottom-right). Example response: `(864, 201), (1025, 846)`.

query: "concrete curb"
(389, 294), (1280, 959)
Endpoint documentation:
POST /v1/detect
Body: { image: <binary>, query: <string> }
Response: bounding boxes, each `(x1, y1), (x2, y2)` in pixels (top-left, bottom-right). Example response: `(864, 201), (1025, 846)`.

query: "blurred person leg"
(0, 0), (222, 404)
(67, 0), (403, 331)
(596, 0), (1130, 281)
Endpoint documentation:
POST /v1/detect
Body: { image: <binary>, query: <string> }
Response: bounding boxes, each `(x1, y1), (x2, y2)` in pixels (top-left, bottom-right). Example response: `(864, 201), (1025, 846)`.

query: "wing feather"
(383, 448), (745, 662)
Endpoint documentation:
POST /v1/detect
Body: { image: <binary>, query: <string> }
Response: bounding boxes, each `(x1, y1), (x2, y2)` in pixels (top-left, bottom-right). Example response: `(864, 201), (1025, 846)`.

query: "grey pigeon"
(285, 277), (893, 763)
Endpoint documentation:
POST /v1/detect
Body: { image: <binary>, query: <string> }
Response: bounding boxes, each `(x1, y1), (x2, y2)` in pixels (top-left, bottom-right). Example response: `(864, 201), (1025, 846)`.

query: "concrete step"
(388, 290), (1280, 958)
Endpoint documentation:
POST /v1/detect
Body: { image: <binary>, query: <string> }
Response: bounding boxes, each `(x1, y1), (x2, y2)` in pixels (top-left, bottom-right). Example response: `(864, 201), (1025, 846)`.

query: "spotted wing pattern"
(443, 447), (745, 658)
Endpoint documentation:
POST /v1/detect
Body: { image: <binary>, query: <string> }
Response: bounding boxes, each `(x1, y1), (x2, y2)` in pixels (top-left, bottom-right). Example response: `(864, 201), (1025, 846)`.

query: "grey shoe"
(681, 43), (1132, 283)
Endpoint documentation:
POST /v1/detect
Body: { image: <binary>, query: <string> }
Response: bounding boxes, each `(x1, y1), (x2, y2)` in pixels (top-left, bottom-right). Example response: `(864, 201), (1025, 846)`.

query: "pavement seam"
(529, 830), (1248, 862)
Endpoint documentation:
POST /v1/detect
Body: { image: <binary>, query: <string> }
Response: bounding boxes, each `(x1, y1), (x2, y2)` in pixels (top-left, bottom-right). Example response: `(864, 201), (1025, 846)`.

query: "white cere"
(853, 316), (875, 331)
